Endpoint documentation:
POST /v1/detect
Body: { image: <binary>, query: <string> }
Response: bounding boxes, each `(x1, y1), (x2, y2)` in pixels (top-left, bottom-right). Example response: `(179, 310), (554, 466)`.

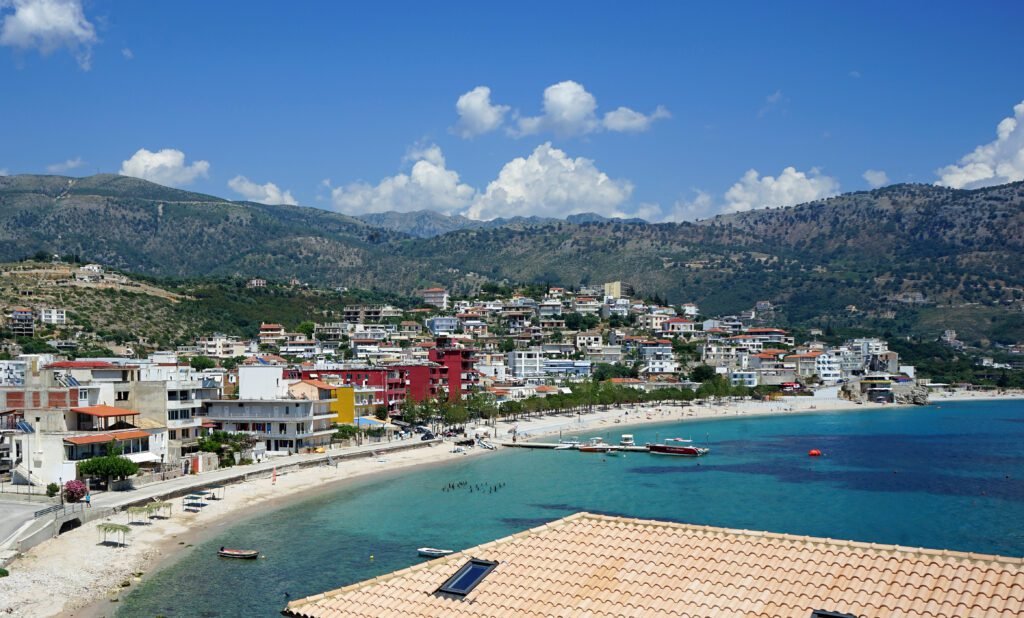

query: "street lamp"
(160, 454), (165, 481)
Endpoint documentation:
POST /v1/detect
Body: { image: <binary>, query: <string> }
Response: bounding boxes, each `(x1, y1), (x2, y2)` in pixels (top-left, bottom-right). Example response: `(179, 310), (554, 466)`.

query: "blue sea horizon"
(118, 399), (1024, 617)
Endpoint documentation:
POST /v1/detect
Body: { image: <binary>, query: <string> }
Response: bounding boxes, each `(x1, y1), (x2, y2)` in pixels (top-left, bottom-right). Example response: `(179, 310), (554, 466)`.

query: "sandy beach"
(2, 389), (1021, 618)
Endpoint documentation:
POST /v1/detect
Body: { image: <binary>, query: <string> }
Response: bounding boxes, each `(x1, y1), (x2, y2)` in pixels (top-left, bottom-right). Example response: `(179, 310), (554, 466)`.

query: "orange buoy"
(808, 449), (822, 457)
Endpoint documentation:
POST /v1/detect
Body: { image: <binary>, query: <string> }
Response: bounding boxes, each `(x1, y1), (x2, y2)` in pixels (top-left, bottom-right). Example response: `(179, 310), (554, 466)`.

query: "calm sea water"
(117, 400), (1024, 617)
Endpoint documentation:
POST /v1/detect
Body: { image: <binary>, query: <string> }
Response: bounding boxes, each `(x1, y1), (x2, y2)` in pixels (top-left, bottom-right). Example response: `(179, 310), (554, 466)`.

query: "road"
(0, 500), (39, 547)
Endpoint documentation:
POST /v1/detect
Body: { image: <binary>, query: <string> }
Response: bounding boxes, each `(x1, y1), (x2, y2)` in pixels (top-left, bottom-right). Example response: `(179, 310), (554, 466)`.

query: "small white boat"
(418, 547), (454, 558)
(477, 440), (496, 450)
(554, 443), (576, 450)
(619, 434), (635, 447)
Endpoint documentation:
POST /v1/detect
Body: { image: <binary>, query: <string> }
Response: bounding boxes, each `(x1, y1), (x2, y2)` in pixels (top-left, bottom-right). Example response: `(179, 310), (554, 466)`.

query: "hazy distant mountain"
(2, 173), (1023, 343)
(355, 210), (647, 237)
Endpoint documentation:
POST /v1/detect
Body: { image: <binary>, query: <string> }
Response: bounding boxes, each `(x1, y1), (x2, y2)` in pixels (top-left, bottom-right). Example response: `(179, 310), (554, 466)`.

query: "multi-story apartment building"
(507, 348), (545, 381)
(39, 308), (66, 325)
(195, 334), (249, 358)
(258, 323), (287, 346)
(420, 287), (450, 311)
(205, 365), (334, 454)
(7, 307), (34, 338)
(429, 338), (479, 401)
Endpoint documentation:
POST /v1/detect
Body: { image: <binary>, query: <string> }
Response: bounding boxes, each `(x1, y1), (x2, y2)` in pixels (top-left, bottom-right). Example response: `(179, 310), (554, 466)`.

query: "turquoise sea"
(118, 400), (1024, 617)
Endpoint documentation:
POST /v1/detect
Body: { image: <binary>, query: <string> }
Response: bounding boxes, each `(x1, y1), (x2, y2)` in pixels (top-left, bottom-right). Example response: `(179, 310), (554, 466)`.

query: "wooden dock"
(496, 441), (650, 452)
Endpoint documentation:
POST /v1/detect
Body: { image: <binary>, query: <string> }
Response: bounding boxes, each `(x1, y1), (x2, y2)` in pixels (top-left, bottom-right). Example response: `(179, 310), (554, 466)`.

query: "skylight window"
(810, 611), (858, 618)
(437, 559), (497, 596)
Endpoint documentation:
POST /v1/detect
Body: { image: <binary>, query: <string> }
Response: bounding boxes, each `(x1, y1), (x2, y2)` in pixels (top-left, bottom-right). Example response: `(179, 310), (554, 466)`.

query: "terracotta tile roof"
(283, 512), (1024, 618)
(71, 405), (139, 417)
(64, 429), (150, 445)
(300, 379), (337, 391)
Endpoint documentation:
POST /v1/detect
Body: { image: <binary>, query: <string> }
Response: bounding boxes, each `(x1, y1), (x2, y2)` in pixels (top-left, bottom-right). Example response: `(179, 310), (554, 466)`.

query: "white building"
(39, 308), (66, 325)
(507, 349), (545, 380)
(195, 334), (249, 359)
(421, 287), (450, 311)
(205, 366), (334, 454)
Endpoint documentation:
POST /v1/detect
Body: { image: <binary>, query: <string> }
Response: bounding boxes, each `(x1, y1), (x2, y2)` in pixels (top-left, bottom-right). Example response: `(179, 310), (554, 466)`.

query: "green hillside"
(1, 174), (1022, 346)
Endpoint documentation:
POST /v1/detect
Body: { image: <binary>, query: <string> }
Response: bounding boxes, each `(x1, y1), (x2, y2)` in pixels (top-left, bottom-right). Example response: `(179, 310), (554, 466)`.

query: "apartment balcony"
(207, 410), (335, 422)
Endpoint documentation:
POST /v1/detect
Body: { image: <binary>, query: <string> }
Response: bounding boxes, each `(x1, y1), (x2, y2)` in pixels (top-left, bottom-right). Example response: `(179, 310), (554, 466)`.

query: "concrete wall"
(239, 365), (285, 400)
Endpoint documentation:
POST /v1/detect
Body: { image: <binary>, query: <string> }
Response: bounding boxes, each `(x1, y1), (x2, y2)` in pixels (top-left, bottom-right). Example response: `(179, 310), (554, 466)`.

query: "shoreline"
(3, 390), (1022, 617)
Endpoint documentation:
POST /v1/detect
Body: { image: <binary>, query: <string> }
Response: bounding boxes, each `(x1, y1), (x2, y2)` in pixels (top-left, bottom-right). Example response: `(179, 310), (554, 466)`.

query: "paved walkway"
(91, 437), (434, 510)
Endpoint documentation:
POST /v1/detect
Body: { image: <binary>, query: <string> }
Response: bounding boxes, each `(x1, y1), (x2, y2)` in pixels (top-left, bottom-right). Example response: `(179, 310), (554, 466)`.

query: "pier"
(496, 441), (650, 452)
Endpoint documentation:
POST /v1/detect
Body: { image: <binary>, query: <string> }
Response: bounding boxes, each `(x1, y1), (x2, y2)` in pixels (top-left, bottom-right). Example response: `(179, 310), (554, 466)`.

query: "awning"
(202, 422), (218, 428)
(72, 405), (139, 418)
(124, 452), (161, 463)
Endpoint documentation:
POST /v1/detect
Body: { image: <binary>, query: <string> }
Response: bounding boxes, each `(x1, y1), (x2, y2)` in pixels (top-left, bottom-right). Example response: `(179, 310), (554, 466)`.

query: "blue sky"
(1, 1), (1023, 221)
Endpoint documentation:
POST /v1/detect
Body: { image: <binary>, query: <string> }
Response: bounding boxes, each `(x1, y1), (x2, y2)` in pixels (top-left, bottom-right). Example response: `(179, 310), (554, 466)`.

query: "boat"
(619, 434), (635, 447)
(605, 446), (623, 457)
(418, 547), (454, 558)
(477, 439), (496, 450)
(647, 438), (710, 457)
(218, 547), (259, 559)
(553, 443), (576, 450)
(578, 437), (612, 453)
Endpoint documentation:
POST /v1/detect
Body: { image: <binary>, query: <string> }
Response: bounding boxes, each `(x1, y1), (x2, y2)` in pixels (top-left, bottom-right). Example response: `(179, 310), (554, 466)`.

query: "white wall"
(238, 365), (286, 400)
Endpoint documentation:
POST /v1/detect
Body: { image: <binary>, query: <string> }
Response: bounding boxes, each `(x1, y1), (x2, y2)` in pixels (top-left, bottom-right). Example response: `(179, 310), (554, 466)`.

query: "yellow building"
(330, 385), (380, 424)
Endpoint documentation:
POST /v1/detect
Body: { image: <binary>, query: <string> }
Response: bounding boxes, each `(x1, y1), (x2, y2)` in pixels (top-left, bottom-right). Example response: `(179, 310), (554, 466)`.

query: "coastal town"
(3, 2), (1024, 615)
(0, 278), (941, 488)
(1, 274), (1022, 617)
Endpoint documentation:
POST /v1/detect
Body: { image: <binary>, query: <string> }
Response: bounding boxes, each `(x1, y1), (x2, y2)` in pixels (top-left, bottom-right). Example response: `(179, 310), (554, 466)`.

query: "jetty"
(496, 441), (650, 452)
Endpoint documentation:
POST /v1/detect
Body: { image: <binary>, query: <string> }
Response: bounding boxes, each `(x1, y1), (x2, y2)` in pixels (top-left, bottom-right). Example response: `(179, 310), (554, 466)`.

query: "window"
(115, 391), (129, 401)
(810, 611), (858, 618)
(169, 430), (177, 440)
(437, 559), (497, 596)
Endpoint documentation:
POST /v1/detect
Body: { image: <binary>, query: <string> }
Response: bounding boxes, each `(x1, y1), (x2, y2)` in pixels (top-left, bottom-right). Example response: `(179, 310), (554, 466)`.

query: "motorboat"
(578, 437), (612, 453)
(553, 443), (576, 450)
(477, 440), (497, 450)
(418, 547), (454, 558)
(619, 434), (635, 447)
(218, 547), (259, 559)
(647, 438), (710, 457)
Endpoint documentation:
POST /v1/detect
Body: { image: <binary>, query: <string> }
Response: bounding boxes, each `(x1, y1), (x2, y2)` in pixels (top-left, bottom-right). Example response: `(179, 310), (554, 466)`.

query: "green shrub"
(46, 482), (60, 497)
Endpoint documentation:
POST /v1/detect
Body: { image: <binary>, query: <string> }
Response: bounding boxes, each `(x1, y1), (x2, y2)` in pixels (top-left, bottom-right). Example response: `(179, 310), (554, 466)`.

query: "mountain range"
(1, 173), (1022, 345)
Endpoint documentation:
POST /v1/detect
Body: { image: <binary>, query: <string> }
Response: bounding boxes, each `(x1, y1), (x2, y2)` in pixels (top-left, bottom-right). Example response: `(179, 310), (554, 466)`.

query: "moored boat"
(578, 437), (612, 453)
(418, 547), (454, 558)
(218, 547), (259, 559)
(619, 434), (635, 447)
(647, 438), (710, 457)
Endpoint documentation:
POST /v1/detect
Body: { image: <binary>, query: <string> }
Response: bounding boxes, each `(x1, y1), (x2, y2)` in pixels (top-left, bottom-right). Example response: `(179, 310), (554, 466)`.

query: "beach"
(2, 390), (1021, 618)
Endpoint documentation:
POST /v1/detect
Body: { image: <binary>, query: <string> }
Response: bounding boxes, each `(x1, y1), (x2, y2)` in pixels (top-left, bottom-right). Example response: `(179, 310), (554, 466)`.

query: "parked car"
(421, 432), (435, 441)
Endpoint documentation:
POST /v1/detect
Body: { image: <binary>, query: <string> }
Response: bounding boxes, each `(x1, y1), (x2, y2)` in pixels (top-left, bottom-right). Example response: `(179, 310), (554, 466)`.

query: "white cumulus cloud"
(862, 169), (889, 188)
(452, 86), (510, 138)
(511, 80), (669, 138)
(228, 175), (297, 206)
(602, 105), (671, 132)
(723, 166), (839, 214)
(330, 144), (475, 216)
(515, 81), (599, 137)
(0, 0), (97, 70)
(119, 148), (210, 187)
(465, 142), (633, 220)
(46, 156), (83, 173)
(936, 100), (1024, 189)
